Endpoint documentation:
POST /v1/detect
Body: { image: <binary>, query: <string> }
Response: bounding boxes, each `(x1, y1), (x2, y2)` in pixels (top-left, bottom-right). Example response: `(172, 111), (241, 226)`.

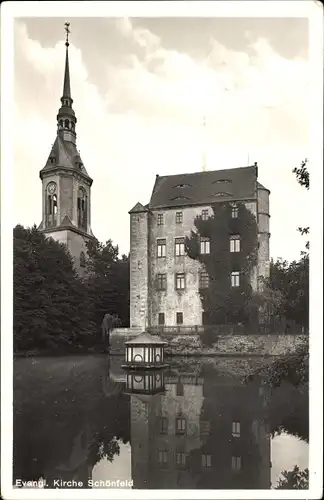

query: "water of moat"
(13, 355), (308, 490)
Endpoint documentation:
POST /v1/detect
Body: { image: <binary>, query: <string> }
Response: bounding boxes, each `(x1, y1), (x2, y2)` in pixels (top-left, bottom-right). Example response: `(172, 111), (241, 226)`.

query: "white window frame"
(175, 273), (185, 290)
(158, 450), (168, 463)
(231, 456), (242, 470)
(157, 239), (166, 258)
(175, 237), (185, 256)
(230, 235), (240, 252)
(202, 454), (212, 467)
(176, 452), (187, 466)
(231, 205), (239, 218)
(201, 209), (209, 220)
(232, 421), (241, 437)
(231, 271), (240, 287)
(175, 417), (186, 434)
(200, 237), (210, 254)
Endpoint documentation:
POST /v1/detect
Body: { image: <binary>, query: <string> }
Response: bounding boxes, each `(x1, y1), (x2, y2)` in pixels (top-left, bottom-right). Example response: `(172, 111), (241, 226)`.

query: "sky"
(13, 14), (311, 261)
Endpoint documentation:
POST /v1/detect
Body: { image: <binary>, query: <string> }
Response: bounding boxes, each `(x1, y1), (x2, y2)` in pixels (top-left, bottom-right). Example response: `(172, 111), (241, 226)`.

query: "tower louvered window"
(77, 187), (87, 231)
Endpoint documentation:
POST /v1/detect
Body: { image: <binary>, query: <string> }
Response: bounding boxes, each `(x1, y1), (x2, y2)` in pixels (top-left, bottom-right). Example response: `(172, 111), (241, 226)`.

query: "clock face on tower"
(47, 182), (56, 195)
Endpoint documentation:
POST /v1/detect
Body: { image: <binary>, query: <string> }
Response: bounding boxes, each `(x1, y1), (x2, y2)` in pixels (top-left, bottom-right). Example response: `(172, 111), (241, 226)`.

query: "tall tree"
(13, 225), (96, 352)
(85, 238), (130, 335)
(293, 158), (309, 253)
(261, 257), (309, 329)
(185, 202), (258, 326)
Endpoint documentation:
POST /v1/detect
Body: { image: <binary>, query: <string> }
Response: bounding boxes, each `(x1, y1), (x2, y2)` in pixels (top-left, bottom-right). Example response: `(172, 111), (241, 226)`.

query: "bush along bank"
(162, 333), (307, 357)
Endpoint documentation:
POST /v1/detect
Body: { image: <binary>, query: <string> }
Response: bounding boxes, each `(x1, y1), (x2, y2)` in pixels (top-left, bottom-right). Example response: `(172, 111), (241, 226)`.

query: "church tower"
(39, 23), (95, 276)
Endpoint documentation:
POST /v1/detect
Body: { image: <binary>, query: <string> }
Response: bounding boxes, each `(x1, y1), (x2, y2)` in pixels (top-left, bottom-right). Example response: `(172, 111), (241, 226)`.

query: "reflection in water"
(13, 356), (308, 489)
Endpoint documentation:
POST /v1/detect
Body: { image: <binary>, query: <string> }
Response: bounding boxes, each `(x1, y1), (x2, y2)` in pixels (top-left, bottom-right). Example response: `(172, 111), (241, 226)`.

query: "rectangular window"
(157, 273), (167, 291)
(176, 452), (187, 467)
(200, 237), (210, 254)
(202, 454), (212, 468)
(200, 421), (211, 436)
(175, 418), (186, 434)
(231, 456), (242, 471)
(158, 450), (168, 464)
(230, 235), (240, 252)
(175, 237), (185, 256)
(201, 209), (209, 220)
(159, 417), (168, 435)
(199, 271), (209, 289)
(176, 381), (184, 396)
(232, 421), (241, 438)
(157, 239), (166, 258)
(175, 273), (185, 290)
(202, 311), (209, 325)
(176, 312), (183, 325)
(158, 313), (165, 325)
(157, 213), (164, 226)
(231, 271), (240, 287)
(176, 212), (183, 224)
(231, 205), (239, 218)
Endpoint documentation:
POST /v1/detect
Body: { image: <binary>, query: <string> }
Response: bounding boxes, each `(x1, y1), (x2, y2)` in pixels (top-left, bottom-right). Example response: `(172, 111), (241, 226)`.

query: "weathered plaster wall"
(130, 211), (149, 329)
(148, 205), (208, 327)
(257, 187), (270, 281)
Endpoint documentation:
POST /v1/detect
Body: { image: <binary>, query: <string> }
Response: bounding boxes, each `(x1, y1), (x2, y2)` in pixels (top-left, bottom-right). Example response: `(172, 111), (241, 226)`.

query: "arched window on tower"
(64, 119), (69, 129)
(59, 119), (63, 128)
(46, 187), (58, 228)
(77, 187), (87, 231)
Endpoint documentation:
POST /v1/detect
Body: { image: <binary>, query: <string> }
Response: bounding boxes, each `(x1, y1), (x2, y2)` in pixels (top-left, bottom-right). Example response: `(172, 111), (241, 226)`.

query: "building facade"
(130, 166), (270, 329)
(38, 32), (95, 276)
(127, 367), (271, 489)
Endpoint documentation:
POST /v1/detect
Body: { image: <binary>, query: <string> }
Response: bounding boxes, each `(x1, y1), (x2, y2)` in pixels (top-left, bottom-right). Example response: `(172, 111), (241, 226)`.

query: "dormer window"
(173, 183), (192, 188)
(212, 179), (232, 184)
(170, 196), (190, 201)
(213, 192), (232, 197)
(49, 156), (55, 164)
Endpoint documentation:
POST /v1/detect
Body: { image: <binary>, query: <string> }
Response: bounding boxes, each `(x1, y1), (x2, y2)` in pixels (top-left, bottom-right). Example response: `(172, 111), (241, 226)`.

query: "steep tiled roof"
(129, 202), (148, 214)
(257, 181), (270, 192)
(41, 136), (90, 179)
(149, 166), (258, 209)
(125, 333), (167, 345)
(60, 215), (74, 227)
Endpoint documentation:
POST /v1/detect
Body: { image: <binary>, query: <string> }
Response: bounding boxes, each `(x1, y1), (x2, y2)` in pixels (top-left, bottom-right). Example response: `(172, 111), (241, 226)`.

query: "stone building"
(128, 368), (271, 489)
(38, 31), (95, 276)
(129, 165), (270, 329)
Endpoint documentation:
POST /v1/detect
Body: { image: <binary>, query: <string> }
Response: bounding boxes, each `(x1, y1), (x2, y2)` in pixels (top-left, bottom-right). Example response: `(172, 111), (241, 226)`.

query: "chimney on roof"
(254, 162), (258, 167)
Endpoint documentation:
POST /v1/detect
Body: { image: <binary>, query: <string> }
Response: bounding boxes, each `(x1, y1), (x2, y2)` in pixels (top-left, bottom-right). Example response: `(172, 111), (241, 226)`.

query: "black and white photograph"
(1, 1), (323, 499)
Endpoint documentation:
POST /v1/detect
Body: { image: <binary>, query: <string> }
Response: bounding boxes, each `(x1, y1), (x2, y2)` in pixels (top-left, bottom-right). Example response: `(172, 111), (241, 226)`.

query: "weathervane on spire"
(64, 22), (70, 47)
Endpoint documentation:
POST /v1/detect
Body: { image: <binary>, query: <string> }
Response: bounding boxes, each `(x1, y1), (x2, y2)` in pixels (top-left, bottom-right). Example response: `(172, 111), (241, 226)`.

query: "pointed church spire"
(57, 22), (77, 144)
(62, 22), (71, 98)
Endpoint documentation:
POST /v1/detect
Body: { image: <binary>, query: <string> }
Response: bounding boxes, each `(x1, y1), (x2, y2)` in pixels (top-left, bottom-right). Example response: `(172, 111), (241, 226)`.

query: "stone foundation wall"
(110, 328), (307, 356)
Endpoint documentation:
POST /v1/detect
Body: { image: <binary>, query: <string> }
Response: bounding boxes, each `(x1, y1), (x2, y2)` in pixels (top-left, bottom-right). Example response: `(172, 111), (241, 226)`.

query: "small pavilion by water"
(122, 333), (168, 370)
